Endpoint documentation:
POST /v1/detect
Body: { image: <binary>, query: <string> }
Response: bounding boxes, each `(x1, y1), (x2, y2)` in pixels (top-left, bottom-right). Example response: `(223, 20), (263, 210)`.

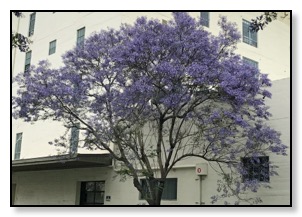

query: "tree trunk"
(146, 179), (165, 205)
(133, 177), (165, 205)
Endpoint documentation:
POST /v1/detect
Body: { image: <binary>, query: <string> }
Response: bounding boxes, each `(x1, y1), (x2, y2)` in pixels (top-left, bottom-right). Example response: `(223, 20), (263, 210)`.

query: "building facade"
(11, 12), (290, 205)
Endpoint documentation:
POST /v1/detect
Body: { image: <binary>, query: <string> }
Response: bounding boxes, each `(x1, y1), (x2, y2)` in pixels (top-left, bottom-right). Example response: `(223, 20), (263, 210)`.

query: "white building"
(11, 12), (290, 205)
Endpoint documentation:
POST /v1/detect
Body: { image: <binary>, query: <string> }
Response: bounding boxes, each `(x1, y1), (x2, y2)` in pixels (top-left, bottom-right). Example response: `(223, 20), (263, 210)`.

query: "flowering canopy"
(12, 12), (287, 205)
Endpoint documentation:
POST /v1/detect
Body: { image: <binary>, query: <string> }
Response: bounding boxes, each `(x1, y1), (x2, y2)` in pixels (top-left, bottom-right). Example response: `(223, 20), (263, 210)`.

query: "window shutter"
(200, 12), (209, 27)
(70, 124), (80, 153)
(14, 133), (23, 160)
(251, 30), (258, 47)
(28, 12), (36, 36)
(24, 51), (32, 72)
(243, 20), (257, 47)
(25, 51), (32, 65)
(242, 20), (249, 39)
(49, 40), (56, 55)
(77, 27), (85, 46)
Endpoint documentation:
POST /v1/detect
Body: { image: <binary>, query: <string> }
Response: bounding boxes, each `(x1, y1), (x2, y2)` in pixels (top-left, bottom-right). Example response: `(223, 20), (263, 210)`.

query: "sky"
(3, 0), (300, 215)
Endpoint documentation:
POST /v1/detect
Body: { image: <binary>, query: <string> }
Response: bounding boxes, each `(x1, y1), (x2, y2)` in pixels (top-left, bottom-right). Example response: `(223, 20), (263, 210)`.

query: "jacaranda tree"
(12, 12), (287, 205)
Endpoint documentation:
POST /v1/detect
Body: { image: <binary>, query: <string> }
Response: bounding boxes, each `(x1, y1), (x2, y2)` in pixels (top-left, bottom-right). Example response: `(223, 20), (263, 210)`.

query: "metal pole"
(200, 176), (202, 205)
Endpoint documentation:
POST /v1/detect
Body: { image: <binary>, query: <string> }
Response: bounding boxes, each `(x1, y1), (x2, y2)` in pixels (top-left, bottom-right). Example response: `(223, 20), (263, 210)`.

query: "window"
(28, 12), (36, 37)
(14, 133), (23, 160)
(140, 178), (177, 200)
(242, 19), (257, 47)
(24, 50), (32, 72)
(243, 57), (259, 69)
(76, 27), (85, 46)
(80, 181), (105, 205)
(242, 156), (269, 182)
(48, 40), (56, 55)
(70, 123), (80, 154)
(200, 12), (210, 27)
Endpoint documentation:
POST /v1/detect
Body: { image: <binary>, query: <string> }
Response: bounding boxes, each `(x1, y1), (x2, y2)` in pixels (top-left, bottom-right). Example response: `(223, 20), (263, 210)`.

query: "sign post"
(195, 163), (208, 205)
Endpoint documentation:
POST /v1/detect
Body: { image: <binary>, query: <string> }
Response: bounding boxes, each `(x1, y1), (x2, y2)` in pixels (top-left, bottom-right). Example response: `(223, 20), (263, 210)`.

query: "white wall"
(265, 78), (291, 205)
(12, 12), (290, 159)
(12, 167), (200, 205)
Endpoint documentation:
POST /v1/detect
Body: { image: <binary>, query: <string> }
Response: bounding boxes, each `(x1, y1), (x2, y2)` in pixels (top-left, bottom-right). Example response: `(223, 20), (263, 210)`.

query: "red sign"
(196, 163), (208, 175)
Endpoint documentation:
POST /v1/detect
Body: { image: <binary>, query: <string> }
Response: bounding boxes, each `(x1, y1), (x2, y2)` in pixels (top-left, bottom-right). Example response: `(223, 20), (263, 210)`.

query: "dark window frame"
(242, 19), (258, 47)
(80, 181), (105, 205)
(28, 12), (36, 37)
(49, 40), (57, 55)
(139, 178), (177, 200)
(242, 156), (269, 182)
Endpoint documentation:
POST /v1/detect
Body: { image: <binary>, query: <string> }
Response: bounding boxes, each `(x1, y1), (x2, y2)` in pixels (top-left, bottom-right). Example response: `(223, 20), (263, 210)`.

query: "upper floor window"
(28, 12), (36, 37)
(49, 40), (57, 55)
(200, 12), (210, 27)
(14, 133), (23, 160)
(242, 156), (269, 182)
(140, 178), (177, 200)
(24, 50), (32, 72)
(77, 27), (85, 46)
(242, 19), (258, 47)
